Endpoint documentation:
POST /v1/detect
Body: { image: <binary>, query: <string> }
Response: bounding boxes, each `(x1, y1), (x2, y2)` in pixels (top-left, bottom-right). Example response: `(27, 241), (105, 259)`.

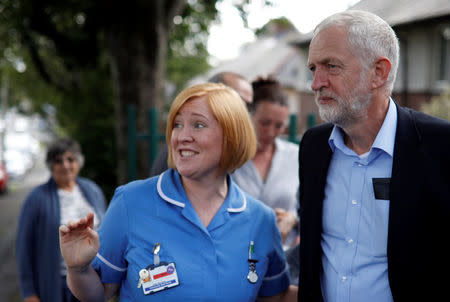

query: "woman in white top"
(232, 77), (299, 248)
(16, 138), (106, 302)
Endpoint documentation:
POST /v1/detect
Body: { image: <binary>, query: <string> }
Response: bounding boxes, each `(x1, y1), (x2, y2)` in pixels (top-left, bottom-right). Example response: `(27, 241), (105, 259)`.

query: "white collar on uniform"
(156, 170), (247, 213)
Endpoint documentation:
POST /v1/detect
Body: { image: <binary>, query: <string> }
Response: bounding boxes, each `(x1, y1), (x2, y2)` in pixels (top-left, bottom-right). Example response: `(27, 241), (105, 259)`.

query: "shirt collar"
(274, 137), (284, 151)
(372, 98), (397, 157)
(328, 98), (397, 157)
(328, 126), (345, 154)
(157, 169), (247, 213)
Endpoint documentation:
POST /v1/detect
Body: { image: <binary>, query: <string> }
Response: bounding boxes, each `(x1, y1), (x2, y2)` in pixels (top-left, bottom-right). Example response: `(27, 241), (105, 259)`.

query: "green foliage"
(1, 0), (276, 192)
(56, 69), (117, 200)
(0, 0), (222, 197)
(2, 50), (64, 112)
(2, 46), (117, 198)
(255, 16), (297, 37)
(421, 89), (450, 121)
(166, 0), (218, 95)
(234, 0), (273, 28)
(0, 0), (116, 197)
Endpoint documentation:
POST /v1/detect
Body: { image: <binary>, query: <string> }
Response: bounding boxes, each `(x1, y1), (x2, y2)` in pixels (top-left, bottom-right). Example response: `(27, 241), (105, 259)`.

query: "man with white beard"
(297, 10), (450, 302)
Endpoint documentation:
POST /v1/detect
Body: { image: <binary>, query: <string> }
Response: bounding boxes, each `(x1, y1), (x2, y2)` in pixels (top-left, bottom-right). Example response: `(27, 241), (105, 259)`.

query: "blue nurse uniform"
(91, 169), (290, 301)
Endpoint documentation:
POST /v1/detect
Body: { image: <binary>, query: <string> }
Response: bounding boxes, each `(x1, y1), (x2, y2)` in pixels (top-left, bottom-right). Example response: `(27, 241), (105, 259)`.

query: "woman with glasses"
(16, 138), (106, 302)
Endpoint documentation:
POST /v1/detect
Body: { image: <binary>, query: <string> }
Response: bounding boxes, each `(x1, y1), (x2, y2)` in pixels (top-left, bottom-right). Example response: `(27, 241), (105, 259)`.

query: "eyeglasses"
(53, 156), (77, 165)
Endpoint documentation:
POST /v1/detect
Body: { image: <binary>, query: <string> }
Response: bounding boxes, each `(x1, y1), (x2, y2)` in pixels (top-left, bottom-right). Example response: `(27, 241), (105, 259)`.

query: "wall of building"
(394, 23), (443, 93)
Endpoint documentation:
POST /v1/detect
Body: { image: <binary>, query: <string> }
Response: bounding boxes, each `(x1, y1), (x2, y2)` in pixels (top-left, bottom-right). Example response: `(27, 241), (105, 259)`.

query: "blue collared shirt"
(320, 99), (397, 302)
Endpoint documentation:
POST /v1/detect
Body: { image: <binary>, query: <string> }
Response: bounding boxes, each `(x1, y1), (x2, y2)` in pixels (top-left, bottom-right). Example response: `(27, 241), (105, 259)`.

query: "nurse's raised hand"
(59, 212), (99, 272)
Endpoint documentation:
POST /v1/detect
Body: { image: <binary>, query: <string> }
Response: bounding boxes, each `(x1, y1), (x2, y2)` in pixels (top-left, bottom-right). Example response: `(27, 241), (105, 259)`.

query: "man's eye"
(309, 66), (316, 72)
(328, 64), (337, 69)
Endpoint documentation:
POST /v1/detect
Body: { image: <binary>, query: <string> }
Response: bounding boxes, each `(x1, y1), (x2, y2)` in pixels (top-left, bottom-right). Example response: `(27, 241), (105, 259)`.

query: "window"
(438, 26), (450, 81)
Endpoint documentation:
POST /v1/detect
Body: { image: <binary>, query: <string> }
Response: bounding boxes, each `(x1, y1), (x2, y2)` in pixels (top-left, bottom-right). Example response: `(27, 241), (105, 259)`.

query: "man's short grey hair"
(208, 71), (247, 84)
(313, 10), (399, 92)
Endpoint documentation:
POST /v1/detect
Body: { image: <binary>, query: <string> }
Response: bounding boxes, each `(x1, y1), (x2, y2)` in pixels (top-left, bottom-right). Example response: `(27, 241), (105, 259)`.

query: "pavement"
(0, 153), (50, 301)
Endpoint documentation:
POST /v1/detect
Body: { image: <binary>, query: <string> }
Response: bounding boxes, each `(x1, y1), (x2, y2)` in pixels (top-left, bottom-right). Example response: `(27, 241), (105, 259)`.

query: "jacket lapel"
(299, 124), (334, 219)
(387, 106), (421, 269)
(299, 124), (333, 301)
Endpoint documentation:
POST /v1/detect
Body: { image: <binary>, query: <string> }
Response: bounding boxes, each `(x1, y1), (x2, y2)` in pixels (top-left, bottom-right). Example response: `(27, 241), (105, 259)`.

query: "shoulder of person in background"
(77, 176), (107, 214)
(150, 143), (169, 177)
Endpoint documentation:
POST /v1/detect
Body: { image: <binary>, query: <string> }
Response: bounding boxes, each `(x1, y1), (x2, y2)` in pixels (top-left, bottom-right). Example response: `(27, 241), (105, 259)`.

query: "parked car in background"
(0, 158), (8, 193)
(0, 129), (9, 193)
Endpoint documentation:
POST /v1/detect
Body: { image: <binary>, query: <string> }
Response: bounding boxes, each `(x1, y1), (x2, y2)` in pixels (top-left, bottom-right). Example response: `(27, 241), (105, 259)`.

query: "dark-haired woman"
(233, 77), (299, 249)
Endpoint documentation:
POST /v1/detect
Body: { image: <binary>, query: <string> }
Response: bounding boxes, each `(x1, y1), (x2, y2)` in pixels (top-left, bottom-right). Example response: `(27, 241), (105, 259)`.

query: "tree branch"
(164, 0), (186, 29)
(22, 30), (67, 91)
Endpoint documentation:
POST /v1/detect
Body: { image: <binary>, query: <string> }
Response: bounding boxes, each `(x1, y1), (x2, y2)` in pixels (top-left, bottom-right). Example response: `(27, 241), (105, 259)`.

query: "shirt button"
(357, 163), (363, 167)
(347, 238), (354, 244)
(341, 276), (347, 282)
(351, 200), (357, 205)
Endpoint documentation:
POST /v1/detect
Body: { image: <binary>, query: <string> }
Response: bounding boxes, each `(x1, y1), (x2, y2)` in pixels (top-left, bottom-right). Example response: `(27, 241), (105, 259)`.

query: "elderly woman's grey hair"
(45, 138), (85, 170)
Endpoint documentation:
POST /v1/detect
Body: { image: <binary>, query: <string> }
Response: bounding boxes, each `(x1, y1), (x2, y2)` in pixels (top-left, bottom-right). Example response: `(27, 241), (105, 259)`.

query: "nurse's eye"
(173, 122), (182, 129)
(194, 122), (206, 129)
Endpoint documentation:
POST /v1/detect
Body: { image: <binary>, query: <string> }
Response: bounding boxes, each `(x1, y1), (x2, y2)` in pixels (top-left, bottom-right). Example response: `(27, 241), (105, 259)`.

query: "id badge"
(141, 262), (180, 295)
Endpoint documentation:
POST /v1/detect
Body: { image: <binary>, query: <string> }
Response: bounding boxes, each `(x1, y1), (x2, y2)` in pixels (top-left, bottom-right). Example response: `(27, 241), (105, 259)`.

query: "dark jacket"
(298, 105), (450, 302)
(16, 177), (106, 302)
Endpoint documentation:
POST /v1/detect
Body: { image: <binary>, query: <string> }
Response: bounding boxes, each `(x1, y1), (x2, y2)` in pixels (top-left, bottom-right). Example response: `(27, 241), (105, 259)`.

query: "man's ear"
(371, 57), (391, 89)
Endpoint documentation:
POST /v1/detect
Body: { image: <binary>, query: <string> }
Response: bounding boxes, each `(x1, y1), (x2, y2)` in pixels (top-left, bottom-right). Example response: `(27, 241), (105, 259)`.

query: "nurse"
(59, 83), (298, 301)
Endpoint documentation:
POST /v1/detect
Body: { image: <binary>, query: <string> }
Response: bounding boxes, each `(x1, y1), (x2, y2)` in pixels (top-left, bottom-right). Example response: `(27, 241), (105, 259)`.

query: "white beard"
(315, 78), (372, 128)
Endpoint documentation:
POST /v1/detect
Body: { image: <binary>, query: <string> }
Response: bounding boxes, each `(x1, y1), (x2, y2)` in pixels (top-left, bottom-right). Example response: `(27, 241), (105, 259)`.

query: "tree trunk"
(107, 0), (185, 184)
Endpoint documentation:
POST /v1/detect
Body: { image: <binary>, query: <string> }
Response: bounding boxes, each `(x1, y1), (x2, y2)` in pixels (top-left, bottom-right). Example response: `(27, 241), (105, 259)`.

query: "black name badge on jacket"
(372, 178), (390, 200)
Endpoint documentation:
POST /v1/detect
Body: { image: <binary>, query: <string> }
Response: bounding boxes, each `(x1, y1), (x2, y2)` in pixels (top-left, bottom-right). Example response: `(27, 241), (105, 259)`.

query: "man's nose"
(311, 68), (328, 91)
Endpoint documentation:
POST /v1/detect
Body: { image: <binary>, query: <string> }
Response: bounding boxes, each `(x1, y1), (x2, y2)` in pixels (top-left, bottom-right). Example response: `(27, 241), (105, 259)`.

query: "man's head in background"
(209, 71), (253, 106)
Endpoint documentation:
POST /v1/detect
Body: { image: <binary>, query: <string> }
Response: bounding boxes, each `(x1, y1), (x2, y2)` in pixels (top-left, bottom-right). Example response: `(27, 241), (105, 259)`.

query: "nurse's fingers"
(66, 212), (94, 230)
(59, 224), (70, 235)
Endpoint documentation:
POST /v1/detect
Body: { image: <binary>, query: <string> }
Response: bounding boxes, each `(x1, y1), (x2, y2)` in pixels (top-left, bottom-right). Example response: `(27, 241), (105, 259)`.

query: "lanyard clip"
(248, 241), (255, 260)
(153, 242), (161, 266)
(248, 241), (258, 263)
(247, 241), (258, 283)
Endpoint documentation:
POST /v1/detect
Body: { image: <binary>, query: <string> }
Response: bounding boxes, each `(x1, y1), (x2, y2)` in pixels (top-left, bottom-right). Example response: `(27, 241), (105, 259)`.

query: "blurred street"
(0, 151), (50, 301)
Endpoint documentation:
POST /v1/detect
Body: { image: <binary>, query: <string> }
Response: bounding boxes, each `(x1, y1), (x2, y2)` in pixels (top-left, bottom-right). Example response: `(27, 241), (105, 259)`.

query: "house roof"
(351, 0), (450, 27)
(188, 34), (301, 87)
(191, 0), (450, 90)
(290, 0), (450, 46)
